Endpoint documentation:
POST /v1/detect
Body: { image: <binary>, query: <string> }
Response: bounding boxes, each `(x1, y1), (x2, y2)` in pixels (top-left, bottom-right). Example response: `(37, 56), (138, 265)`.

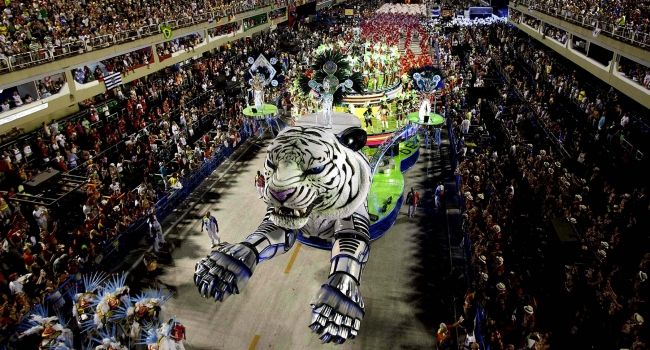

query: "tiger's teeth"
(294, 209), (301, 217)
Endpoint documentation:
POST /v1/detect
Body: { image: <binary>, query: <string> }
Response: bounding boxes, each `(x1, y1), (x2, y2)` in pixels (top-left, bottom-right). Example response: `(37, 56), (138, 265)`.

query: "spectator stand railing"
(100, 124), (252, 265)
(42, 274), (80, 315)
(0, 0), (289, 74)
(451, 120), (490, 350)
(79, 87), (250, 261)
(515, 0), (650, 49)
(504, 40), (649, 160)
(490, 57), (571, 160)
(0, 42), (82, 74)
(450, 127), (490, 350)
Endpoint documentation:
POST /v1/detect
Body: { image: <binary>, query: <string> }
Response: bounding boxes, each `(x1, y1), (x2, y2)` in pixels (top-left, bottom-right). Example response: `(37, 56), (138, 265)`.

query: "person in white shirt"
(23, 144), (32, 159)
(12, 91), (23, 107)
(461, 118), (471, 134)
(179, 113), (187, 128)
(171, 122), (179, 139)
(32, 205), (49, 230)
(50, 120), (59, 136)
(82, 202), (92, 219)
(55, 133), (66, 149)
(12, 146), (22, 163)
(620, 114), (630, 128)
(110, 181), (121, 195)
(434, 183), (445, 209)
(9, 273), (30, 295)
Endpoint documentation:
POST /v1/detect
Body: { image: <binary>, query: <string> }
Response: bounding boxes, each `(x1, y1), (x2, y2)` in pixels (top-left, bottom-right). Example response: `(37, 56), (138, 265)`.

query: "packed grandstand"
(0, 0), (648, 349)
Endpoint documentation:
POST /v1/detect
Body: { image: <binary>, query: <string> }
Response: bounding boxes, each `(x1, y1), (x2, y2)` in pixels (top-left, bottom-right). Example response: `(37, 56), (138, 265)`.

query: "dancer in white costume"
(250, 74), (266, 109)
(419, 97), (431, 123)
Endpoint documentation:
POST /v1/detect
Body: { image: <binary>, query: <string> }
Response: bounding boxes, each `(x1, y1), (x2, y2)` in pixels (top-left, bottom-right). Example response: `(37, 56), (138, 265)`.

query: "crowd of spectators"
(207, 22), (242, 39)
(519, 14), (542, 29)
(156, 34), (202, 60)
(269, 7), (288, 21)
(1, 75), (66, 113)
(494, 28), (649, 165)
(243, 14), (269, 31)
(73, 47), (154, 85)
(0, 0), (291, 71)
(618, 57), (650, 90)
(542, 24), (568, 44)
(438, 22), (648, 350)
(518, 0), (650, 45)
(441, 0), (484, 14)
(512, 9), (649, 90)
(2, 1), (647, 348)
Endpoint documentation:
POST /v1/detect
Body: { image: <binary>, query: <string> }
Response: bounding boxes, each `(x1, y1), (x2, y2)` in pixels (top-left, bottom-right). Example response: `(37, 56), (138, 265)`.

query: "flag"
(103, 72), (123, 90)
(161, 24), (173, 40)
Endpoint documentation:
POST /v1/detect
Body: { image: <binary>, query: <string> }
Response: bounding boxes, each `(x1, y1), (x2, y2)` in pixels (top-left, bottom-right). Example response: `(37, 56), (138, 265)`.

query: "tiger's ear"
(337, 127), (367, 152)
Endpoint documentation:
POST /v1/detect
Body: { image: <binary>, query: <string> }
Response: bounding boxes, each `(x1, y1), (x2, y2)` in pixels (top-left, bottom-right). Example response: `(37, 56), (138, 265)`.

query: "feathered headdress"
(297, 49), (365, 104)
(80, 274), (130, 333)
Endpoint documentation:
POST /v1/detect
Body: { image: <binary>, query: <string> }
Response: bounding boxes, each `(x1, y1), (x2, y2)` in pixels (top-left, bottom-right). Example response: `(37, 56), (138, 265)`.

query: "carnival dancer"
(363, 104), (375, 132)
(377, 64), (385, 90)
(396, 100), (405, 128)
(368, 74), (377, 92)
(144, 318), (186, 350)
(379, 104), (390, 131)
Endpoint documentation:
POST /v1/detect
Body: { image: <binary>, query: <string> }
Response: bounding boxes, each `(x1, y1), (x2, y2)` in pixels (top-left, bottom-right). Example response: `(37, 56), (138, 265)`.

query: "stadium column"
(609, 53), (619, 74)
(65, 70), (77, 101)
(152, 44), (160, 64)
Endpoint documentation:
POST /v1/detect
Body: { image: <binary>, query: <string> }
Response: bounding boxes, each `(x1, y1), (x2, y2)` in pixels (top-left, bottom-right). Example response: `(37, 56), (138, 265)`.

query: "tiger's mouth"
(271, 198), (323, 219)
(273, 206), (311, 218)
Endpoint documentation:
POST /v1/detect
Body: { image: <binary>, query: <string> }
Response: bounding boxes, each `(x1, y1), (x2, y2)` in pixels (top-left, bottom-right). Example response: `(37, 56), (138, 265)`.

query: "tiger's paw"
(309, 273), (364, 344)
(194, 242), (257, 301)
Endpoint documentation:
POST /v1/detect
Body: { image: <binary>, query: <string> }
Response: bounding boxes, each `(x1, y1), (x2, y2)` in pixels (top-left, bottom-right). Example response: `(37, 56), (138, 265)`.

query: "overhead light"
(0, 102), (49, 126)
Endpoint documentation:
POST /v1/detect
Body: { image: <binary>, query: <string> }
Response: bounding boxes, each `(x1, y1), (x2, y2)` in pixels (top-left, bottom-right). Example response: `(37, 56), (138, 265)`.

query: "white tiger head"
(263, 126), (370, 229)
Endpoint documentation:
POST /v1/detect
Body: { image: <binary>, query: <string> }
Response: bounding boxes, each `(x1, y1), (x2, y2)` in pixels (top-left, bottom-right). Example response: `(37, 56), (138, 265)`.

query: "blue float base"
(400, 148), (419, 172)
(296, 194), (403, 250)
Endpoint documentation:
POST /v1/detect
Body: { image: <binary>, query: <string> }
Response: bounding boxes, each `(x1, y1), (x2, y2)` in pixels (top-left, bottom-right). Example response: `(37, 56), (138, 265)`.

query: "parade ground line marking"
(248, 335), (261, 350)
(284, 243), (303, 274)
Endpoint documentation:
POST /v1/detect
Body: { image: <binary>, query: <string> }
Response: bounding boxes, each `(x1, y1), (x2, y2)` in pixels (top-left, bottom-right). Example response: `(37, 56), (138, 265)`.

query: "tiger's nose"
(269, 188), (296, 203)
